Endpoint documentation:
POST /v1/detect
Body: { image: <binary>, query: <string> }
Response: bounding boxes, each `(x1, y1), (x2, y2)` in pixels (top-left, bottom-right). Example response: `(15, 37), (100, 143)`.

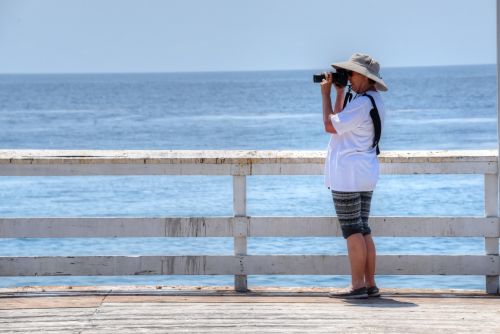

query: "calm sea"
(0, 65), (497, 289)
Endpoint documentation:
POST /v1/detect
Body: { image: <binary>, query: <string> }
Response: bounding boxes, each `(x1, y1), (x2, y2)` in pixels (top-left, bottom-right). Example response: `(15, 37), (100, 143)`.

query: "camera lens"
(313, 74), (326, 83)
(312, 71), (348, 87)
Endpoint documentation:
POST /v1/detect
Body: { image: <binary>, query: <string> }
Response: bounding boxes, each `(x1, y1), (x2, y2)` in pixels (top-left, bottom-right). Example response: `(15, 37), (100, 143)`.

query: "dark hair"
(368, 78), (376, 85)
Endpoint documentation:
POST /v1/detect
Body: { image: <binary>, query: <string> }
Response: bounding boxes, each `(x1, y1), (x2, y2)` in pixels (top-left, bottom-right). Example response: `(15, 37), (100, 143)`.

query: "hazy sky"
(0, 0), (496, 73)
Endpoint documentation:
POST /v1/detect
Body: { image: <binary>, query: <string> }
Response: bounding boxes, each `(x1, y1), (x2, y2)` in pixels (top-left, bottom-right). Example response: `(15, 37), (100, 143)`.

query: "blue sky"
(0, 0), (496, 73)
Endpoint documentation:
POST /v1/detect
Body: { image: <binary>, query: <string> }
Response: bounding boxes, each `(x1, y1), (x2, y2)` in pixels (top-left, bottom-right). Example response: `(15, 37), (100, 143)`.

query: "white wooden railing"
(0, 150), (498, 294)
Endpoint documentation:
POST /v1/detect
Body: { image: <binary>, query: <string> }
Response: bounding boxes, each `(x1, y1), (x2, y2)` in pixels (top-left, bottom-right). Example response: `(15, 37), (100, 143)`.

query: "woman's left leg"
(363, 234), (376, 287)
(360, 191), (376, 287)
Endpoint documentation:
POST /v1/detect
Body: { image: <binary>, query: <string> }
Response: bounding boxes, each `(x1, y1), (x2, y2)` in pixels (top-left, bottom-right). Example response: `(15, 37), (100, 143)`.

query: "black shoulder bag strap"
(362, 93), (382, 156)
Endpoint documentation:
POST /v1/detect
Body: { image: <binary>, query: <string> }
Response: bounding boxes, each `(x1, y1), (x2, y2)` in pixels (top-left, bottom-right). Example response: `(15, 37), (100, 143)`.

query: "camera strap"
(342, 86), (353, 109)
(362, 93), (382, 156)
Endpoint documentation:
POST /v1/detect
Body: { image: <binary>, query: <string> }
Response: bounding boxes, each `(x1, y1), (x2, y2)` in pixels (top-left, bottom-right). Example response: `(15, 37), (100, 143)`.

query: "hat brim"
(331, 61), (388, 92)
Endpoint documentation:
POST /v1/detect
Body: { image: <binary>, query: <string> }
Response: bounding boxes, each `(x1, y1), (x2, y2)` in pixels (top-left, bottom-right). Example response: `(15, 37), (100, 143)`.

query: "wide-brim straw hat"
(331, 53), (388, 92)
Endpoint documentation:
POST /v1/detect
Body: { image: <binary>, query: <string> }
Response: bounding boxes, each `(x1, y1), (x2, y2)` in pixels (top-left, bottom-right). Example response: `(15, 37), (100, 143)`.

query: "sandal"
(367, 286), (380, 297)
(328, 287), (368, 299)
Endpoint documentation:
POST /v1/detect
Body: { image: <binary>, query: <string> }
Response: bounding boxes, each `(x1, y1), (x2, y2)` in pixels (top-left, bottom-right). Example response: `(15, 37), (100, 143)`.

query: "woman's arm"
(321, 73), (345, 134)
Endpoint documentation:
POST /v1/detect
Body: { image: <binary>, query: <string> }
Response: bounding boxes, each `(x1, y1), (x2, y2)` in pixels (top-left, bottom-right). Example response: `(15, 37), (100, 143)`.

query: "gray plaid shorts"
(331, 190), (373, 239)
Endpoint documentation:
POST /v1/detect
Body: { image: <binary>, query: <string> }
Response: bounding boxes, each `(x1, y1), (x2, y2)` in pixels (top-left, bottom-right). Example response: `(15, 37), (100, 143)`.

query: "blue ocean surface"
(0, 65), (497, 289)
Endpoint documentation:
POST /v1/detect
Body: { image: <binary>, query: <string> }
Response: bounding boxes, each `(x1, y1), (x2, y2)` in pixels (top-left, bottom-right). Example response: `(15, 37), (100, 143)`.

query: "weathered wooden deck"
(0, 286), (498, 333)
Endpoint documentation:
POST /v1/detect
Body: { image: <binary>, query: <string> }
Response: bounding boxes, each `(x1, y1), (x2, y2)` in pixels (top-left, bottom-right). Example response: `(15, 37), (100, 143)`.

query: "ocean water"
(0, 65), (497, 290)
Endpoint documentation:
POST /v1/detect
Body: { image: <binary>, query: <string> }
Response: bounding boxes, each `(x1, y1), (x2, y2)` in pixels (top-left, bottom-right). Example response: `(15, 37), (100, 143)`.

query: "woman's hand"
(321, 72), (345, 97)
(333, 81), (345, 95)
(320, 72), (333, 96)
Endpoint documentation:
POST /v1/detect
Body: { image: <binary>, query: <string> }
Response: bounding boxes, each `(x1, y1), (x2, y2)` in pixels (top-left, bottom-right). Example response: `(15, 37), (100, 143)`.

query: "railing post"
(494, 0), (500, 296)
(233, 175), (248, 292)
(484, 174), (499, 294)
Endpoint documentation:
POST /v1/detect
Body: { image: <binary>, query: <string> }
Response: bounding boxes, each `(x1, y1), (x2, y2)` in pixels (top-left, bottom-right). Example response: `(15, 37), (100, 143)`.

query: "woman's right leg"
(346, 233), (367, 289)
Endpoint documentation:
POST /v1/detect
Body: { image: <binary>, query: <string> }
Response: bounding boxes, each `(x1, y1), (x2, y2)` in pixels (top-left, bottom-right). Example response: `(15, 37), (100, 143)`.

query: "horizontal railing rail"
(0, 150), (498, 293)
(0, 217), (498, 238)
(1, 255), (498, 276)
(0, 149), (496, 175)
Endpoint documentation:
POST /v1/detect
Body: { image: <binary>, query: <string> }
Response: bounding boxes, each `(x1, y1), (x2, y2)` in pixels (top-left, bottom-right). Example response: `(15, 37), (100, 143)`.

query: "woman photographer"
(321, 53), (388, 299)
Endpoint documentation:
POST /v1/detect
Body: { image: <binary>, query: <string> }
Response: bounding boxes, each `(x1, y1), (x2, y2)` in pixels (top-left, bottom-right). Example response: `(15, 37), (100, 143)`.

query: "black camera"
(313, 69), (348, 87)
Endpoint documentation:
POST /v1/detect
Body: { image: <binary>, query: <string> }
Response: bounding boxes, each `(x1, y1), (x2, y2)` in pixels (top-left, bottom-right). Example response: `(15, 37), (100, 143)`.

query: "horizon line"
(0, 63), (495, 76)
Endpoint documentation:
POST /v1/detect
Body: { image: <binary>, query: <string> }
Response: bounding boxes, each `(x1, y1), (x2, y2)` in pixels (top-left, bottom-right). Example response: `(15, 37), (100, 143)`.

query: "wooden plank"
(0, 296), (104, 309)
(0, 285), (491, 296)
(249, 216), (500, 237)
(0, 163), (248, 176)
(0, 291), (499, 334)
(2, 161), (494, 175)
(1, 216), (498, 238)
(233, 175), (248, 292)
(0, 149), (496, 164)
(0, 255), (498, 276)
(0, 217), (234, 238)
(0, 150), (497, 176)
(380, 161), (497, 174)
(484, 174), (499, 294)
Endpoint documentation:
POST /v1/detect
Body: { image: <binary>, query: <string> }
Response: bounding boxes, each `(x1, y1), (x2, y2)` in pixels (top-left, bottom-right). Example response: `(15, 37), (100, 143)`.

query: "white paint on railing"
(0, 255), (498, 276)
(0, 217), (498, 238)
(495, 0), (500, 295)
(233, 175), (248, 292)
(485, 174), (500, 293)
(0, 150), (496, 175)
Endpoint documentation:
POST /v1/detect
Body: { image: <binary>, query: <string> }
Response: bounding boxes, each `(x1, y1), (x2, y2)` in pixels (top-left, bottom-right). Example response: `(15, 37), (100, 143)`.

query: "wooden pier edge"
(1, 285), (499, 334)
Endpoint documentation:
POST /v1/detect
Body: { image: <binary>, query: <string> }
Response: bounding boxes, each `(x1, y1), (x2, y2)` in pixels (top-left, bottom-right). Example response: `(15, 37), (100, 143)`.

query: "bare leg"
(346, 233), (367, 289)
(363, 234), (376, 287)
